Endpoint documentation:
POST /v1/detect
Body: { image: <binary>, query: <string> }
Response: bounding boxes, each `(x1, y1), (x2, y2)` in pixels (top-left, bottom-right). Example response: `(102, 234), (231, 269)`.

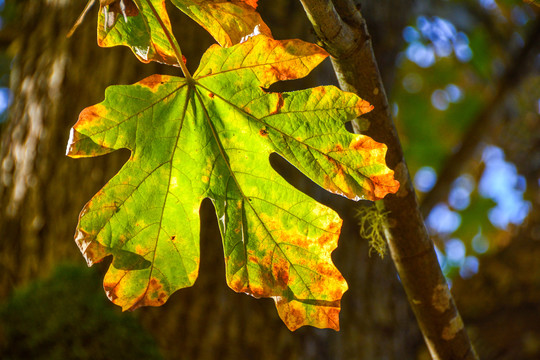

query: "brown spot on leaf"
(316, 262), (339, 278)
(78, 105), (105, 125)
(139, 277), (169, 307)
(287, 305), (305, 329)
(332, 144), (344, 152)
(327, 219), (342, 235)
(277, 67), (298, 81)
(275, 227), (312, 250)
(149, 278), (160, 287)
(315, 219), (342, 249)
(272, 258), (290, 289)
(268, 64), (299, 82)
(259, 127), (268, 136)
(208, 92), (215, 98)
(139, 74), (168, 92)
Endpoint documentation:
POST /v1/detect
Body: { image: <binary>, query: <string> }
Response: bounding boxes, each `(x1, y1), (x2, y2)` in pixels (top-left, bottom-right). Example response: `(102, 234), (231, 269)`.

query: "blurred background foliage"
(394, 0), (539, 281)
(0, 0), (539, 359)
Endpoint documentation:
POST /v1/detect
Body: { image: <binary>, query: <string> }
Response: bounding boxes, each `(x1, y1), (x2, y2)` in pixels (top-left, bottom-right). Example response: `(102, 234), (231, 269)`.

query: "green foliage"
(98, 0), (271, 64)
(0, 264), (162, 360)
(395, 1), (538, 279)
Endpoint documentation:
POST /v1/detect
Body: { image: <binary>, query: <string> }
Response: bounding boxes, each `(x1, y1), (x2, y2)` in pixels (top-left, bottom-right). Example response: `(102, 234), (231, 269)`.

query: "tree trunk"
(0, 1), (420, 358)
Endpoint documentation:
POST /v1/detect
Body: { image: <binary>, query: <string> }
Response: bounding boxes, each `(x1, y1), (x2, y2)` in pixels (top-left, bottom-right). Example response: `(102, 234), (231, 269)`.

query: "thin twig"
(140, 0), (191, 78)
(67, 0), (97, 38)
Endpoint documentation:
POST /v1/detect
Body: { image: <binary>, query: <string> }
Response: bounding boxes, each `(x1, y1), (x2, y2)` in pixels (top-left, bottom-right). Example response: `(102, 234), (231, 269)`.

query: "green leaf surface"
(67, 35), (398, 330)
(98, 0), (181, 65)
(97, 0), (271, 66)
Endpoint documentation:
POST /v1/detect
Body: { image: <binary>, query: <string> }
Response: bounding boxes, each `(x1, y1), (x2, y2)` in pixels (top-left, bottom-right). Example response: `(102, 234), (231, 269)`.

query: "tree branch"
(331, 0), (362, 27)
(299, 0), (478, 358)
(420, 19), (540, 219)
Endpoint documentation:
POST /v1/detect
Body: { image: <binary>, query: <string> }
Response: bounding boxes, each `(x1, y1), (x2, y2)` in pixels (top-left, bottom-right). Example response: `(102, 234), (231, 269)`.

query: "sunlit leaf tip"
(170, 0), (272, 47)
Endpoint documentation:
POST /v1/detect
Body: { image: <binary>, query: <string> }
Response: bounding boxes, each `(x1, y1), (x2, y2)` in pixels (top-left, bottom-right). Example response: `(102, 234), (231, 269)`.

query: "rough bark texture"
(0, 1), (420, 359)
(298, 0), (478, 358)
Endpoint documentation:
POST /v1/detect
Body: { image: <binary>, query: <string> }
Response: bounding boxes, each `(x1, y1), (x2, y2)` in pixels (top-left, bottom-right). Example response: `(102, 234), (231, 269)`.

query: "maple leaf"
(67, 35), (399, 330)
(98, 0), (271, 65)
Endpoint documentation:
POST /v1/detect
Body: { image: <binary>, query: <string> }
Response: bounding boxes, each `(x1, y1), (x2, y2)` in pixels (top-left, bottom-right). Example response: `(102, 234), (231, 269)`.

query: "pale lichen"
(432, 283), (451, 313)
(442, 315), (464, 340)
(356, 203), (390, 258)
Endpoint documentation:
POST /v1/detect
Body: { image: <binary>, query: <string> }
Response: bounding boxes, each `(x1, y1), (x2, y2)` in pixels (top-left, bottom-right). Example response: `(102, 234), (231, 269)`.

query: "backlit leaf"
(98, 0), (180, 65)
(169, 0), (272, 47)
(96, 0), (271, 66)
(67, 35), (398, 330)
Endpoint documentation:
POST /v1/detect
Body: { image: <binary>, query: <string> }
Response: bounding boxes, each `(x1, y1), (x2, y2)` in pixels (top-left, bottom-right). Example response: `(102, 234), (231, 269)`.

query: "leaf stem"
(140, 0), (192, 79)
(67, 0), (97, 38)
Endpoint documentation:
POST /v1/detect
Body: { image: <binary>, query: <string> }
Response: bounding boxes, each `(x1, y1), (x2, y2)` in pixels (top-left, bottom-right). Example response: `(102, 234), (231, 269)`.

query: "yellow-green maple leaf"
(67, 35), (398, 330)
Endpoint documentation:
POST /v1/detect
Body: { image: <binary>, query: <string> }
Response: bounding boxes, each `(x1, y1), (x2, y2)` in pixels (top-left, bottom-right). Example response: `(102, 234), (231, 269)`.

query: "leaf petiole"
(140, 0), (192, 78)
(67, 0), (97, 38)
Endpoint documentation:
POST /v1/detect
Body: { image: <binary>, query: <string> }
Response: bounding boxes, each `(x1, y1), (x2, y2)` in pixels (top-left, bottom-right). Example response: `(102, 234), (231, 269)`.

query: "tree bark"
(1, 1), (420, 359)
(298, 0), (478, 358)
